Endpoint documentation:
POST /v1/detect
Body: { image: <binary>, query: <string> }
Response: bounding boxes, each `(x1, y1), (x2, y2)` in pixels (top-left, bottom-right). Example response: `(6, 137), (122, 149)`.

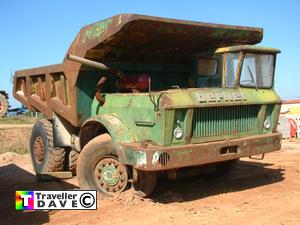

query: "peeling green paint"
(83, 19), (112, 43)
(124, 149), (147, 166)
(152, 151), (161, 164)
(135, 151), (147, 166)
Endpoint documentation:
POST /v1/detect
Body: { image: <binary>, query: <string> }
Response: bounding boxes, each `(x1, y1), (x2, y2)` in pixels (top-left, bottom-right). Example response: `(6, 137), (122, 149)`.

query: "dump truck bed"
(13, 14), (263, 127)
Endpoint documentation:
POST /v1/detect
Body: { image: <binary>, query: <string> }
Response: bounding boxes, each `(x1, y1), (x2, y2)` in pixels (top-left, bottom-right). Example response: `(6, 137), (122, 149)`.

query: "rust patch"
(160, 95), (173, 108)
(121, 132), (282, 171)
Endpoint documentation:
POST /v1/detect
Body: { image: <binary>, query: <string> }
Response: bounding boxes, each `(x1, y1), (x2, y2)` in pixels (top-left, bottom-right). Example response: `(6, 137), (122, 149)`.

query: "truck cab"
(87, 44), (281, 166)
(76, 44), (281, 196)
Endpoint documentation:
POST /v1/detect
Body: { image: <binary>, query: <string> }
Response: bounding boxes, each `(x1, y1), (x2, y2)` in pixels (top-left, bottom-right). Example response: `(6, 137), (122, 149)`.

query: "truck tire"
(0, 93), (8, 117)
(133, 168), (157, 197)
(67, 148), (79, 175)
(30, 119), (66, 174)
(77, 134), (129, 196)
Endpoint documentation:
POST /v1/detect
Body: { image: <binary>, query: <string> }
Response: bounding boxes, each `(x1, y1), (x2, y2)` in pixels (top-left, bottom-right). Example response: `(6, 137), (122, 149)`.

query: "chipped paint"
(120, 132), (282, 171)
(152, 151), (160, 164)
(83, 18), (112, 43)
(118, 14), (122, 25)
(135, 151), (147, 166)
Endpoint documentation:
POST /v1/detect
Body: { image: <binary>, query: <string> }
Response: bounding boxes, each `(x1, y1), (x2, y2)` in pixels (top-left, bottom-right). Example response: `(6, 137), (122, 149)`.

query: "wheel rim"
(0, 101), (3, 113)
(94, 157), (128, 194)
(33, 136), (44, 164)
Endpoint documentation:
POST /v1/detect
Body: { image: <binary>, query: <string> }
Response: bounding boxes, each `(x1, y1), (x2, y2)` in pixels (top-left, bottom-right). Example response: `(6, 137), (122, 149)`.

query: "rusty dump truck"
(13, 14), (282, 196)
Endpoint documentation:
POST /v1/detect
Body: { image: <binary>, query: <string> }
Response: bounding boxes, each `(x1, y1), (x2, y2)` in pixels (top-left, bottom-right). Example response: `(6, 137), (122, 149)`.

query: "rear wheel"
(66, 148), (79, 175)
(30, 119), (65, 174)
(0, 93), (8, 117)
(77, 134), (129, 196)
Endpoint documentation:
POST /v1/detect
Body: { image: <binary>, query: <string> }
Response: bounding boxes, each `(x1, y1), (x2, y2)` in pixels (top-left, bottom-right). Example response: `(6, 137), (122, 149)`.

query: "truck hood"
(158, 88), (281, 109)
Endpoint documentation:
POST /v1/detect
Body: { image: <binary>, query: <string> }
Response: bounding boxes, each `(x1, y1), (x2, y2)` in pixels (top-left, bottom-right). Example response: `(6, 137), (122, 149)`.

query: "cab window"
(225, 53), (239, 88)
(240, 53), (274, 88)
(197, 58), (217, 76)
(196, 58), (221, 88)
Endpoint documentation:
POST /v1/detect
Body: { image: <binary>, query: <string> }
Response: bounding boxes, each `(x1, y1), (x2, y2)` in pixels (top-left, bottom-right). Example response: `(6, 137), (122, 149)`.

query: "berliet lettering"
(195, 92), (247, 103)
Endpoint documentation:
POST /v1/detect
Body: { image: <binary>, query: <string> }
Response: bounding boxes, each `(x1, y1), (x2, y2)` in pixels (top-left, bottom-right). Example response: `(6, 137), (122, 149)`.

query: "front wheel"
(76, 134), (129, 196)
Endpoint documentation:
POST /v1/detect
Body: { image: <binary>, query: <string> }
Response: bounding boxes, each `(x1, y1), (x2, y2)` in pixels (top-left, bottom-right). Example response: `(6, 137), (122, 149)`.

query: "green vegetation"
(0, 147), (29, 155)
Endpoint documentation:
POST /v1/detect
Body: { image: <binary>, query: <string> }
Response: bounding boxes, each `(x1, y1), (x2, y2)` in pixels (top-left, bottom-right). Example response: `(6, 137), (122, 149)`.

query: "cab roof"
(215, 45), (281, 54)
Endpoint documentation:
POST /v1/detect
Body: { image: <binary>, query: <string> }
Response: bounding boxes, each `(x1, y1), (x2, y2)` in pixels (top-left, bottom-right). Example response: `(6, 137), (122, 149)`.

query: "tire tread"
(39, 119), (65, 172)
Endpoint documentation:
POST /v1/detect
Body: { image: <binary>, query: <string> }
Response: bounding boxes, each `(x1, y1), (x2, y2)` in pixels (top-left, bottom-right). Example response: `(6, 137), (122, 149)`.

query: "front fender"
(80, 114), (136, 155)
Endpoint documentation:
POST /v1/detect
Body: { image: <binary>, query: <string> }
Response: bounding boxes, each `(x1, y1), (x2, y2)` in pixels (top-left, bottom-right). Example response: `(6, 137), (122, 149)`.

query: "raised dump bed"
(13, 14), (263, 127)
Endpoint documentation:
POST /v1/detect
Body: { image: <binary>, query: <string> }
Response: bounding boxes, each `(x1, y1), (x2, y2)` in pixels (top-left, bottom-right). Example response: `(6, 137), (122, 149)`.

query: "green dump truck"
(13, 14), (282, 196)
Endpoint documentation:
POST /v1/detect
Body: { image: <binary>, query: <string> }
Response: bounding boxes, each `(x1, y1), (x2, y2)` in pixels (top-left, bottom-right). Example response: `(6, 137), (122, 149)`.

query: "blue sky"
(1, 0), (299, 108)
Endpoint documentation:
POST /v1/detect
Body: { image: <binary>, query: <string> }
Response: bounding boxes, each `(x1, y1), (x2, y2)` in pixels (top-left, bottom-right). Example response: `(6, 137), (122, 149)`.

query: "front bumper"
(119, 132), (282, 171)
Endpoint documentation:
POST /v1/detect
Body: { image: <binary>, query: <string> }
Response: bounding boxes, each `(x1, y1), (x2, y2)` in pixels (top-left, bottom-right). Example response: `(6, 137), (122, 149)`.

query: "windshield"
(240, 53), (274, 88)
(225, 53), (239, 88)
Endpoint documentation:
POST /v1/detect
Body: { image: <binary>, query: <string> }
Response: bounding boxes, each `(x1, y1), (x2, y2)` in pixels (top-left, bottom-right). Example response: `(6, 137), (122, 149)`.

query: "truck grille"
(192, 105), (261, 138)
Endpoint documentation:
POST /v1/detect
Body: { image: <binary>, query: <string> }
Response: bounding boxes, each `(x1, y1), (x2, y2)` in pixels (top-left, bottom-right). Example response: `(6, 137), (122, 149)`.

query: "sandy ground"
(0, 140), (300, 225)
(0, 124), (32, 154)
(0, 124), (33, 129)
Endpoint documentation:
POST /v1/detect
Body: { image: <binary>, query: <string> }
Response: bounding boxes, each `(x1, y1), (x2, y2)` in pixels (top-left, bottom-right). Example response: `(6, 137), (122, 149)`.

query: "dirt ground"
(0, 124), (32, 154)
(0, 139), (300, 225)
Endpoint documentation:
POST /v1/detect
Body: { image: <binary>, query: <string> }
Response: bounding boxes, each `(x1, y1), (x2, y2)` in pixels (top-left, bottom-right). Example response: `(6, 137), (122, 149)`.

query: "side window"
(196, 58), (221, 88)
(225, 53), (239, 88)
(197, 58), (217, 76)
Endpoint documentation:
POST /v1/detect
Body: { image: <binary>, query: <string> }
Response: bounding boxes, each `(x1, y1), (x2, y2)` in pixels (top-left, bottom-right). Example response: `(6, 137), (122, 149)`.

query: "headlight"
(173, 127), (183, 139)
(264, 119), (271, 130)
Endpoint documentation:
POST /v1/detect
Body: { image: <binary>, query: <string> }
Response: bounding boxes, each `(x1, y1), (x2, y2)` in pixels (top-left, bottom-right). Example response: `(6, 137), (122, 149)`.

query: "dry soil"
(0, 138), (299, 225)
